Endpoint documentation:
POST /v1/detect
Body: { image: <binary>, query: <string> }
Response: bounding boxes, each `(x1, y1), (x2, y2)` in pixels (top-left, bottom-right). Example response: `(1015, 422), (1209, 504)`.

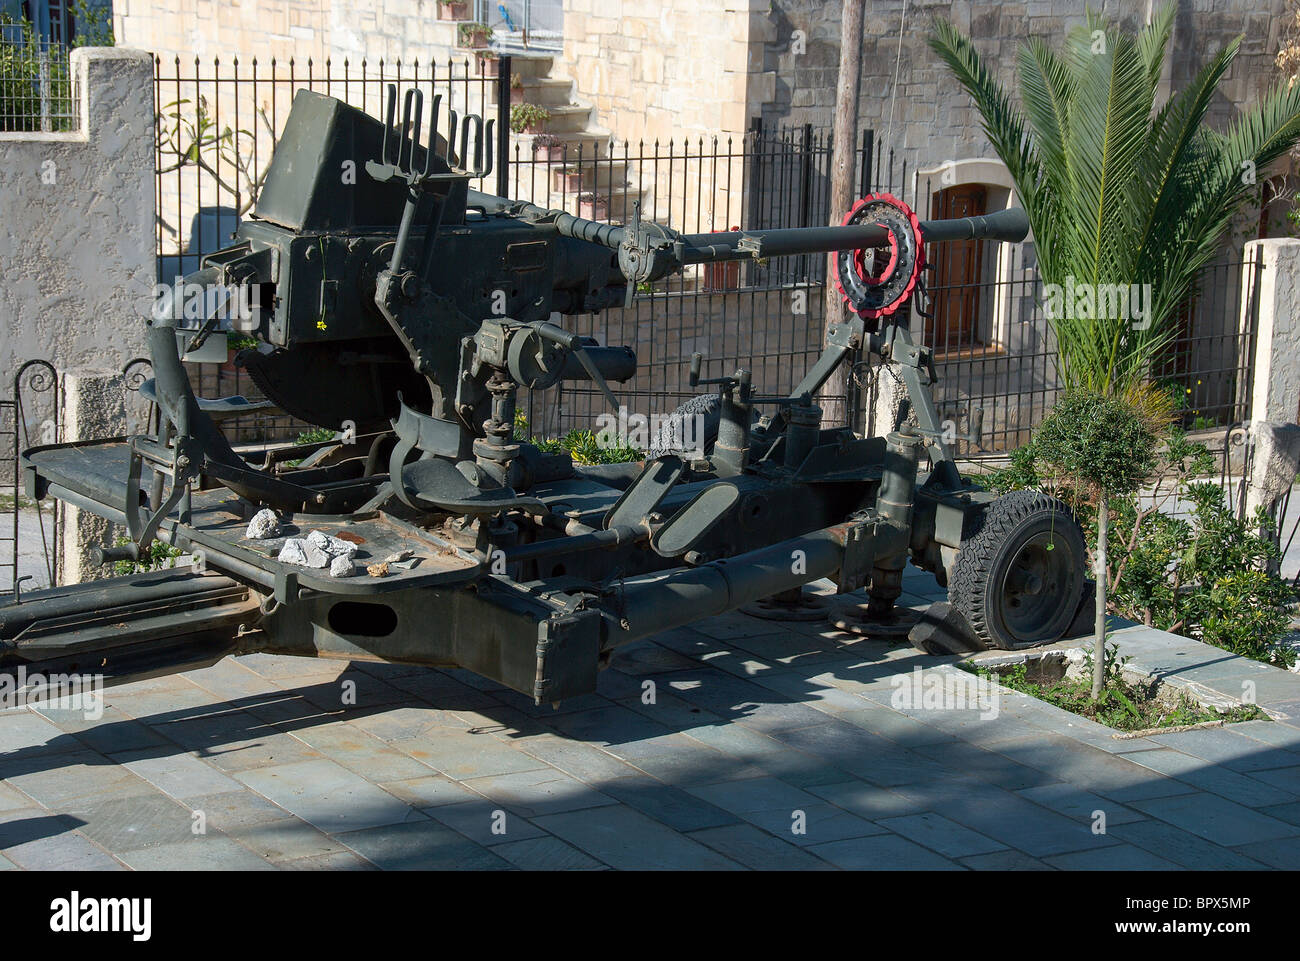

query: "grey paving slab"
(234, 758), (425, 834)
(808, 780), (924, 820)
(1231, 835), (1300, 869)
(0, 781), (33, 812)
(545, 703), (681, 746)
(1244, 765), (1300, 795)
(683, 721), (856, 788)
(805, 833), (963, 870)
(0, 852), (15, 869)
(424, 797), (547, 846)
(276, 850), (377, 870)
(909, 739), (1063, 792)
(1108, 818), (1272, 869)
(686, 776), (883, 847)
(115, 749), (244, 800)
(117, 835), (274, 870)
(1147, 727), (1300, 772)
(1043, 843), (1180, 870)
(511, 733), (644, 783)
(1129, 793), (1298, 846)
(532, 806), (743, 870)
(461, 767), (618, 818)
(688, 823), (835, 870)
(182, 790), (300, 835)
(396, 728), (553, 780)
(0, 807), (122, 870)
(1015, 784), (1146, 826)
(875, 813), (1008, 858)
(336, 819), (512, 870)
(1230, 719), (1300, 751)
(0, 709), (84, 756)
(221, 815), (351, 863)
(980, 734), (1194, 801)
(62, 792), (199, 853)
(34, 705), (174, 756)
(609, 640), (708, 675)
(378, 774), (477, 808)
(3, 750), (160, 808)
(149, 712), (327, 773)
(284, 721), (437, 783)
(597, 776), (739, 832)
(1123, 746), (1297, 807)
(492, 836), (606, 870)
(885, 778), (1120, 857)
(958, 849), (1055, 870)
(1257, 800), (1300, 827)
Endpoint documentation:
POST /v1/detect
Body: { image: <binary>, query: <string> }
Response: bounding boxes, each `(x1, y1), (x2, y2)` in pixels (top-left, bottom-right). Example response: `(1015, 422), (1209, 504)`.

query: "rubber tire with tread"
(947, 489), (1087, 650)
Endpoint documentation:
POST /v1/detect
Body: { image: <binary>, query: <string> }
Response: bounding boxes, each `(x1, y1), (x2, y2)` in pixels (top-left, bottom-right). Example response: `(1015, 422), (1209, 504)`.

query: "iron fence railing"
(151, 56), (1260, 453)
(0, 34), (77, 133)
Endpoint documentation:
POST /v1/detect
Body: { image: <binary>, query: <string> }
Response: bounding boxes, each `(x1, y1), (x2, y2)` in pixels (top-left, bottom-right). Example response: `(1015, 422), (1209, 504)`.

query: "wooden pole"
(822, 0), (866, 428)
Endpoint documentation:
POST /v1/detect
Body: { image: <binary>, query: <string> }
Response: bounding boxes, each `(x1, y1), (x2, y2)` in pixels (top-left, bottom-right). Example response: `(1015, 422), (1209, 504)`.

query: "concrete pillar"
(1245, 238), (1300, 426)
(57, 369), (127, 585)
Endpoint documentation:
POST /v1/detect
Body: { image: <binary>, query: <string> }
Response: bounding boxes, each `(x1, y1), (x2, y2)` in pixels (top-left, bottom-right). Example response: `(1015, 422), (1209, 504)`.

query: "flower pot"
(553, 168), (585, 192)
(477, 53), (500, 77)
(579, 197), (608, 221)
(460, 32), (490, 50)
(437, 1), (469, 20)
(704, 261), (741, 291)
(510, 85), (525, 105)
(534, 144), (565, 163)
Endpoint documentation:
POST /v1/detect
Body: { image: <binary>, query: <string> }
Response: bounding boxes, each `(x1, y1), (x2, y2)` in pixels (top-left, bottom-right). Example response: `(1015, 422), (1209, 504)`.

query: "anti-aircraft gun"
(2, 88), (1089, 705)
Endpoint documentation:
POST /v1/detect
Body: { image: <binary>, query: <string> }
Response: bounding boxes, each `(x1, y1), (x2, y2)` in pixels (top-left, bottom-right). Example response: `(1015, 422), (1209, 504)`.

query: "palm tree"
(929, 3), (1300, 398)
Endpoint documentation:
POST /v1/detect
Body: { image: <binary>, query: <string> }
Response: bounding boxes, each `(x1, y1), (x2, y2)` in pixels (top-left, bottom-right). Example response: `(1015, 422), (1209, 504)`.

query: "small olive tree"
(1033, 392), (1159, 698)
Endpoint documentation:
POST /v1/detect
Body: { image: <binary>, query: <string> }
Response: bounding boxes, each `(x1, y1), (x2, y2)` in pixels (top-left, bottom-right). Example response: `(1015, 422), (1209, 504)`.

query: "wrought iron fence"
(0, 33), (77, 133)
(152, 55), (1261, 455)
(2, 361), (61, 595)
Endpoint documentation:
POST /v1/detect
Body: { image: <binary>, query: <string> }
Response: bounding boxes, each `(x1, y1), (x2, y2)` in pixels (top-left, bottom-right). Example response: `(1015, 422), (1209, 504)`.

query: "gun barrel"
(468, 190), (1028, 277)
(678, 206), (1029, 263)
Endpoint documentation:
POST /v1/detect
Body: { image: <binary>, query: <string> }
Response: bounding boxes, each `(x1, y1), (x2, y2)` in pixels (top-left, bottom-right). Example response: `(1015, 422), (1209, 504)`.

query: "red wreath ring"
(833, 192), (925, 320)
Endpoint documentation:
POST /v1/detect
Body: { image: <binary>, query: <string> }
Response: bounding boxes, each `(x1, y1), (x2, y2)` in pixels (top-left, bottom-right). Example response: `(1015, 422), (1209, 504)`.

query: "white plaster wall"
(0, 47), (156, 410)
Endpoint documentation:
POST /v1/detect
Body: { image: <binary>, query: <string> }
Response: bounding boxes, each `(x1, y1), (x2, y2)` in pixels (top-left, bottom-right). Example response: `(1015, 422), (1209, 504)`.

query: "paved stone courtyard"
(3, 568), (1300, 870)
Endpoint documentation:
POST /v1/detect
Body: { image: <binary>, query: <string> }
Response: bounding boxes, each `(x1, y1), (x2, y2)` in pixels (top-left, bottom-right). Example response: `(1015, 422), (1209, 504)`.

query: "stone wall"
(759, 0), (1289, 178)
(0, 46), (155, 439)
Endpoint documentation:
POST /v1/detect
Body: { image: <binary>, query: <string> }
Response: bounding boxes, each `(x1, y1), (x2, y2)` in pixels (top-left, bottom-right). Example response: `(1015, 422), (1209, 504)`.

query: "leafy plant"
(226, 331), (258, 351)
(457, 22), (493, 45)
(111, 536), (186, 576)
(514, 412), (642, 465)
(510, 103), (550, 134)
(1032, 390), (1161, 696)
(929, 3), (1300, 397)
(997, 424), (1297, 668)
(963, 644), (1265, 732)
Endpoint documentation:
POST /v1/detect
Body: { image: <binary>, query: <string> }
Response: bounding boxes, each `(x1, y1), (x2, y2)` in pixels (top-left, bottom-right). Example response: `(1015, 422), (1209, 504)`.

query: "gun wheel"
(948, 490), (1086, 650)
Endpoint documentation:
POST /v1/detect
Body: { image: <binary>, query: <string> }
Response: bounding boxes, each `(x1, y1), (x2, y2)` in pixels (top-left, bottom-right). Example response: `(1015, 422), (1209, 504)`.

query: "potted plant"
(510, 102), (550, 135)
(578, 191), (608, 221)
(553, 164), (585, 193)
(437, 0), (470, 20)
(510, 74), (525, 104)
(532, 133), (564, 162)
(476, 50), (500, 78)
(703, 226), (742, 290)
(457, 21), (492, 49)
(224, 331), (259, 374)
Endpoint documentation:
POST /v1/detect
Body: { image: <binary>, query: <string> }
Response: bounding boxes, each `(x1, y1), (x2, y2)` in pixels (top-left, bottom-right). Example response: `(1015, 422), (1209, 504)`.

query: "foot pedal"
(651, 482), (739, 557)
(604, 455), (684, 530)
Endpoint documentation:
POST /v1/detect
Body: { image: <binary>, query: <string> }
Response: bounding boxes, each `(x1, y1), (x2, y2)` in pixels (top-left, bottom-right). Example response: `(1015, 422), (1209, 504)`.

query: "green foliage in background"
(514, 411), (642, 465)
(930, 3), (1300, 398)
